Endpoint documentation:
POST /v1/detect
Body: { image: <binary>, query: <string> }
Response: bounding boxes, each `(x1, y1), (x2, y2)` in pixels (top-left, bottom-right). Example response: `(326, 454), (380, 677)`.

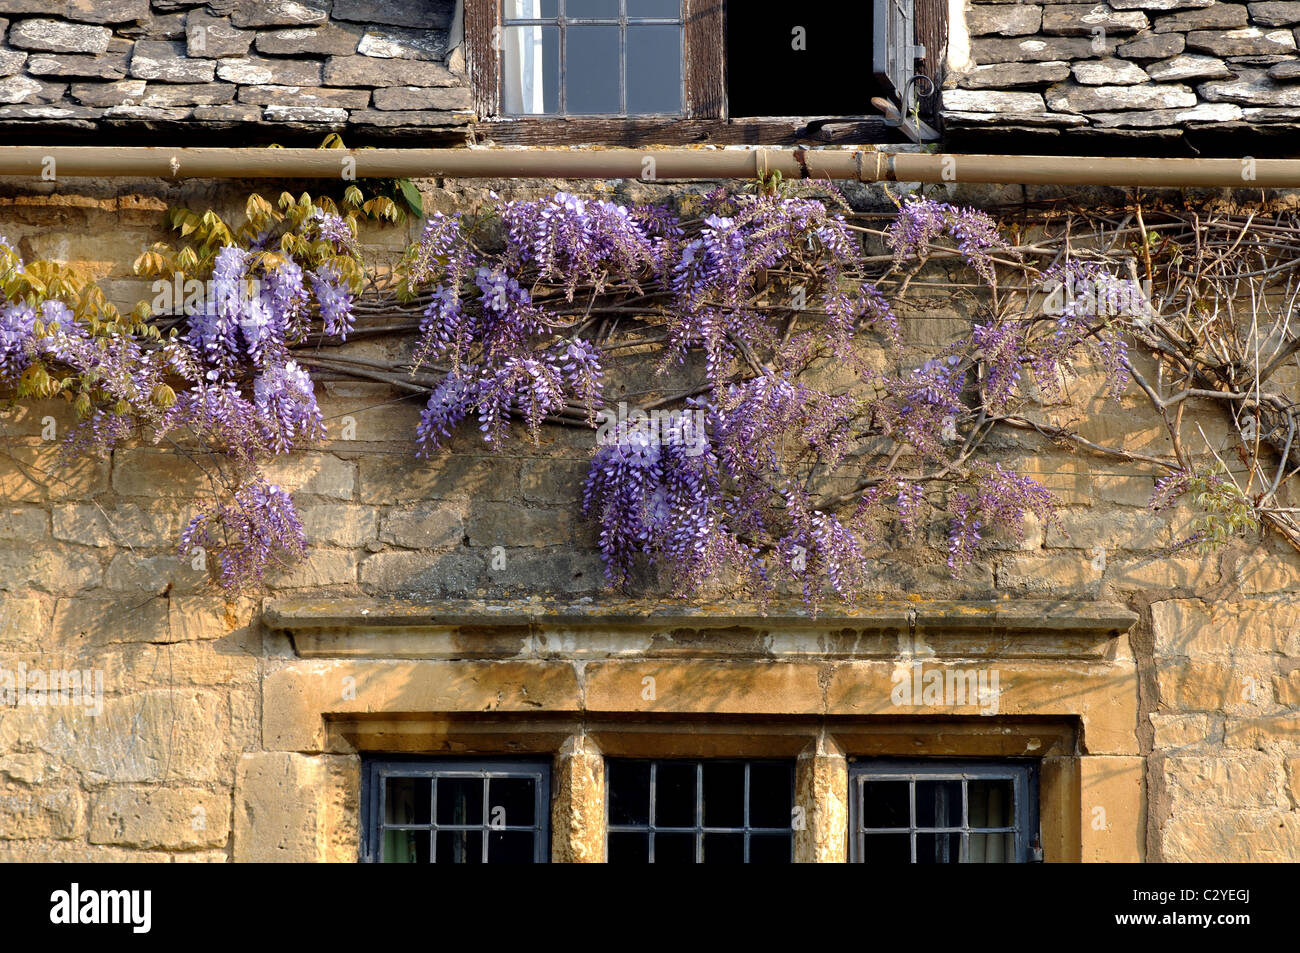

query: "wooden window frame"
(464, 0), (915, 146)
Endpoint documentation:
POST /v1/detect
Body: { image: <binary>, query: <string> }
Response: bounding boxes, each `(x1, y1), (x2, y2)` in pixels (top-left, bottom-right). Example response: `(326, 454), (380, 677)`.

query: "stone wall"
(0, 175), (1298, 860)
(944, 0), (1300, 142)
(0, 0), (470, 142)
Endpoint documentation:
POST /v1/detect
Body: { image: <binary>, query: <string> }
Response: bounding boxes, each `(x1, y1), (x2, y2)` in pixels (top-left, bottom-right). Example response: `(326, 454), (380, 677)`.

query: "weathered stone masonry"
(0, 0), (470, 141)
(945, 0), (1300, 140)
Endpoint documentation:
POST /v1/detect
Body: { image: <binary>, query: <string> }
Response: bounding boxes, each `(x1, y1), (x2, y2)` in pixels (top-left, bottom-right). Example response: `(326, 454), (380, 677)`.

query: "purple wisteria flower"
(887, 196), (1008, 283)
(179, 479), (307, 592)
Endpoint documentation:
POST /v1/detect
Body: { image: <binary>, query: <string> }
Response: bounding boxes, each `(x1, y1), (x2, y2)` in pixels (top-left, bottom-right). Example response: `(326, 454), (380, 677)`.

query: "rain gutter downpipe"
(0, 147), (1296, 188)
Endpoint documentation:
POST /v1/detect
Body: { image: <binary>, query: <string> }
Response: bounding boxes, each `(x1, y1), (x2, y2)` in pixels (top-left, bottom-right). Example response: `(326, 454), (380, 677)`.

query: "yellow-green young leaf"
(19, 363), (52, 397)
(74, 392), (92, 419)
(112, 399), (130, 416)
(320, 132), (346, 150)
(151, 383), (176, 409)
(343, 185), (364, 207)
(278, 191), (296, 211)
(177, 246), (199, 272)
(280, 232), (297, 254)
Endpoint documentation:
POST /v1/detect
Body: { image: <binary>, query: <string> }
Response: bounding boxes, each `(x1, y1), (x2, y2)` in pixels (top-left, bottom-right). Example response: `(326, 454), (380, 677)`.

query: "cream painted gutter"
(0, 146), (1295, 188)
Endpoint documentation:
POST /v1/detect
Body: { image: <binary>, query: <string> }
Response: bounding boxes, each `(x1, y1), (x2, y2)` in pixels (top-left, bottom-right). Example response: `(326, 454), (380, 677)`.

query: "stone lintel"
(264, 597), (1138, 639)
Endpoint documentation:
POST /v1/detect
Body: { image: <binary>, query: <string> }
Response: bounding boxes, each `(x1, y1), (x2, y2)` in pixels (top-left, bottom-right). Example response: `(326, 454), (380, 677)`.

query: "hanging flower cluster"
(0, 191), (370, 589)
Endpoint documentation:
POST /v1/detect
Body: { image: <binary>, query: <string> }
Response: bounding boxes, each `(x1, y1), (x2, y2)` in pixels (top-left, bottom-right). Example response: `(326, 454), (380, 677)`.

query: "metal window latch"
(1030, 836), (1045, 863)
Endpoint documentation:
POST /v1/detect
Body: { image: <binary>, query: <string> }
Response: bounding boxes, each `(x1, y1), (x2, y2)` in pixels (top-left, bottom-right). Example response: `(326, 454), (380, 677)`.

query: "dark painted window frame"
(848, 759), (1041, 864)
(361, 756), (552, 863)
(605, 757), (797, 863)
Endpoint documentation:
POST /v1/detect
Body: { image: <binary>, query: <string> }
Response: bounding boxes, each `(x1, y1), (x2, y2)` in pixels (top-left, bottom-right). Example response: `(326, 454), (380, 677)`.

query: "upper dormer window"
(465, 0), (932, 144)
(501, 0), (686, 116)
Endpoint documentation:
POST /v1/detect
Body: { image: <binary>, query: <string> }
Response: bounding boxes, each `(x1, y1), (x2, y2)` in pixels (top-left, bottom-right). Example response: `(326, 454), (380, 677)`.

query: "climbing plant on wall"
(0, 175), (1286, 603)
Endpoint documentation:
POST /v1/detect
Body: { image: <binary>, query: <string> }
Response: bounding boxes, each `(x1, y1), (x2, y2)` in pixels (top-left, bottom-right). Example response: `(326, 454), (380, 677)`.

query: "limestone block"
(229, 0), (327, 28)
(1154, 3), (1250, 31)
(1071, 58), (1152, 84)
(967, 3), (1044, 36)
(0, 784), (84, 839)
(1046, 80), (1199, 111)
(331, 0), (456, 29)
(323, 55), (458, 87)
(216, 55), (323, 86)
(357, 26), (448, 61)
(1079, 755), (1144, 861)
(371, 85), (472, 110)
(1186, 26), (1297, 55)
(262, 659), (582, 751)
(255, 26), (360, 56)
(89, 786), (230, 848)
(1250, 1), (1300, 25)
(232, 752), (358, 862)
(1119, 31), (1186, 58)
(1145, 52), (1234, 80)
(958, 60), (1072, 88)
(9, 19), (111, 54)
(1042, 5), (1149, 35)
(129, 40), (217, 83)
(186, 13), (253, 58)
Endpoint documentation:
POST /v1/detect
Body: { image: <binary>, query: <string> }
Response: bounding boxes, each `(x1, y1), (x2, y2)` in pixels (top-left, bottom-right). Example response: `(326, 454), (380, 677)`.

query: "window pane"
(567, 0), (619, 17)
(505, 0), (559, 17)
(628, 0), (680, 17)
(748, 833), (793, 863)
(862, 833), (911, 862)
(608, 831), (650, 862)
(383, 829), (429, 863)
(654, 762), (697, 828)
(860, 780), (909, 829)
(436, 829), (483, 863)
(916, 832), (962, 864)
(968, 779), (1014, 829)
(626, 25), (681, 114)
(702, 833), (745, 863)
(748, 762), (793, 829)
(653, 832), (697, 863)
(916, 779), (963, 828)
(566, 25), (621, 114)
(502, 25), (559, 115)
(489, 777), (536, 828)
(608, 760), (651, 825)
(436, 776), (483, 826)
(702, 762), (745, 828)
(727, 4), (876, 117)
(488, 830), (537, 863)
(968, 831), (1016, 863)
(385, 777), (430, 825)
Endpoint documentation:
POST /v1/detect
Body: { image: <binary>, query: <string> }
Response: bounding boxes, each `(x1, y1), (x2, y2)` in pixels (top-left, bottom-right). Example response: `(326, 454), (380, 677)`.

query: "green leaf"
(398, 179), (423, 219)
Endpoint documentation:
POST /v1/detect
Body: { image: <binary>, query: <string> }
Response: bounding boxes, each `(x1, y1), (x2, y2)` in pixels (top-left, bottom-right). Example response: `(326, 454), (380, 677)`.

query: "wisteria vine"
(0, 182), (1271, 602)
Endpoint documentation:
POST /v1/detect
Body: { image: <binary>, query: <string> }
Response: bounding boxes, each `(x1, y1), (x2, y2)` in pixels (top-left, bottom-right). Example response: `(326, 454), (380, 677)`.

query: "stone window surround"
(236, 599), (1143, 863)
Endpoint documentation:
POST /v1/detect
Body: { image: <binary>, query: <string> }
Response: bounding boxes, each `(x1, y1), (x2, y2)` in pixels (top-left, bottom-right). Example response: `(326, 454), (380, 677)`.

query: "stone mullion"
(550, 733), (606, 863)
(794, 733), (849, 863)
